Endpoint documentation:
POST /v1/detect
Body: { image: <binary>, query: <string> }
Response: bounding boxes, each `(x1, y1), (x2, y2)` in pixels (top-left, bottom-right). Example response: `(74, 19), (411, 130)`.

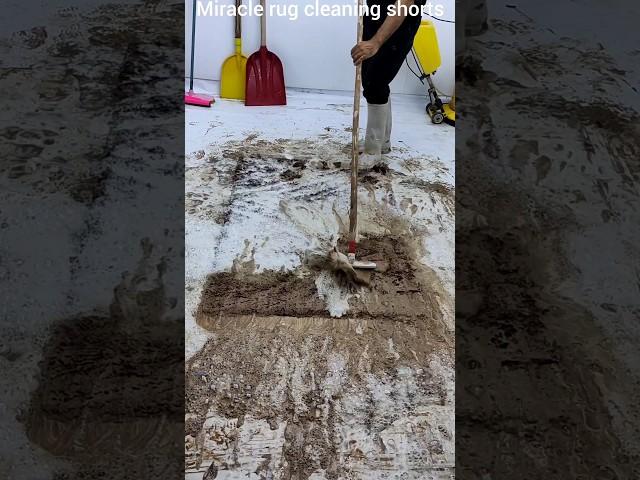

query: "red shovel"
(245, 0), (286, 106)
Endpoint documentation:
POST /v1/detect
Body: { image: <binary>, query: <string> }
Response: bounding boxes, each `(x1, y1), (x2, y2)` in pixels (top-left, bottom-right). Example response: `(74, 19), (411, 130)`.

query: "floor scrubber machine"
(410, 20), (455, 126)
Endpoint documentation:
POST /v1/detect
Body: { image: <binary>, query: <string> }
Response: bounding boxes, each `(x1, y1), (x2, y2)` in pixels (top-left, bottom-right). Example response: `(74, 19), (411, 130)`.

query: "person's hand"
(351, 40), (381, 65)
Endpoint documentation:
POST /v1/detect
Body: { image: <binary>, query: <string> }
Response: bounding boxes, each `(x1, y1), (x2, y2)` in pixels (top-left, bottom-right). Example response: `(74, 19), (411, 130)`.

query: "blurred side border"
(0, 1), (185, 478)
(455, 0), (640, 477)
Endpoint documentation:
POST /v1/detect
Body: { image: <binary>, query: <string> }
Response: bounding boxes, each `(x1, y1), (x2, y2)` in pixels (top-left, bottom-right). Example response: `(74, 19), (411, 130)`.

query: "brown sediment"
(196, 235), (446, 325)
(371, 163), (390, 175)
(185, 313), (453, 466)
(400, 178), (455, 211)
(198, 270), (323, 319)
(280, 169), (303, 181)
(400, 178), (454, 198)
(361, 174), (378, 185)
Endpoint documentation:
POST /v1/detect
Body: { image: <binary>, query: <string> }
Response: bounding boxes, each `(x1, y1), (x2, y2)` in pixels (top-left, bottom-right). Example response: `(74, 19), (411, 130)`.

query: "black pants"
(362, 15), (421, 104)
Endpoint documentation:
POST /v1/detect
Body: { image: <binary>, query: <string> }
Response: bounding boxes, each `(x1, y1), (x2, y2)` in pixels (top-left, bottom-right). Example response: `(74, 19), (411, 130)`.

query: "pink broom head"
(185, 90), (214, 107)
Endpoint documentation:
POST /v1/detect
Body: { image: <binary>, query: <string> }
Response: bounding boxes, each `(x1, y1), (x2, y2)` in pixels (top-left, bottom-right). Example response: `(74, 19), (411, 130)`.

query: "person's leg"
(360, 17), (388, 162)
(362, 16), (420, 104)
(361, 18), (420, 164)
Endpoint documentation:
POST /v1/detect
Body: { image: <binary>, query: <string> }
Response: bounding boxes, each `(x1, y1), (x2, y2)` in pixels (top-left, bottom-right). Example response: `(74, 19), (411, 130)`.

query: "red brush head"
(348, 241), (356, 254)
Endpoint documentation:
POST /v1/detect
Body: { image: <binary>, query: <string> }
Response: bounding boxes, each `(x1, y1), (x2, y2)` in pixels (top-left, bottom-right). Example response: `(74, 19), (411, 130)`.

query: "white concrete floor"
(185, 79), (455, 358)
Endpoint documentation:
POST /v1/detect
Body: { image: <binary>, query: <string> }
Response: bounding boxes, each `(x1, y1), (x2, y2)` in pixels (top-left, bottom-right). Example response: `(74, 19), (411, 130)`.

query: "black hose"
(425, 13), (455, 24)
(406, 48), (426, 82)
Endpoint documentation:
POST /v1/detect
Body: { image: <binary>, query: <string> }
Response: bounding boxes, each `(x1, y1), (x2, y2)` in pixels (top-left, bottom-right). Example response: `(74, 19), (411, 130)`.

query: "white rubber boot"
(360, 101), (392, 156)
(359, 101), (389, 169)
(382, 99), (392, 154)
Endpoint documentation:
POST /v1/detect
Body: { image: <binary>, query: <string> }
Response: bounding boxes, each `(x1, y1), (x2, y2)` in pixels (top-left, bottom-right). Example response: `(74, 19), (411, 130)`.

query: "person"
(351, 0), (424, 167)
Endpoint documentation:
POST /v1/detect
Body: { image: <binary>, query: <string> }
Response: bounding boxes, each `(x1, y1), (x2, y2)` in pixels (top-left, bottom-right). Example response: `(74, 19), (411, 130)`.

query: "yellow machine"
(411, 20), (455, 126)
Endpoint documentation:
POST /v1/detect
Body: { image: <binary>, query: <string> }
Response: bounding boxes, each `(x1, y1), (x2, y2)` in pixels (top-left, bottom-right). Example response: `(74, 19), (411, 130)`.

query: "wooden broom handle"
(349, 1), (364, 248)
(261, 0), (267, 46)
(235, 0), (242, 39)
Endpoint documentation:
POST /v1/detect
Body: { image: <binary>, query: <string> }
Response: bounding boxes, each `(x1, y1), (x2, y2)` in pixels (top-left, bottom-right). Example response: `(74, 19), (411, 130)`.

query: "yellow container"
(413, 20), (441, 74)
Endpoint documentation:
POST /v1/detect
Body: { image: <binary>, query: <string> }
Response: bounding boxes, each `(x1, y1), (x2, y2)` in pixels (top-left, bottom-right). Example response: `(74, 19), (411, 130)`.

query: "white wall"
(186, 0), (455, 96)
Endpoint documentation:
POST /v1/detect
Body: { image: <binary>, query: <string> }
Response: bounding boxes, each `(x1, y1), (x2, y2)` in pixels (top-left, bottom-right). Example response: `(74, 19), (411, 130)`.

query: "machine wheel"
(431, 112), (444, 124)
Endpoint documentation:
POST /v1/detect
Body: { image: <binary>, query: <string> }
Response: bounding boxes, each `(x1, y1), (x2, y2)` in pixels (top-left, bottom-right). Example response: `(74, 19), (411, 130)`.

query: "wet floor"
(185, 83), (455, 478)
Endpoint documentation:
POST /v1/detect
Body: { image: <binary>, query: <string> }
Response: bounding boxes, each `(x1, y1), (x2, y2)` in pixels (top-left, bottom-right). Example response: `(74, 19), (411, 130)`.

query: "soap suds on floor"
(315, 271), (354, 318)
